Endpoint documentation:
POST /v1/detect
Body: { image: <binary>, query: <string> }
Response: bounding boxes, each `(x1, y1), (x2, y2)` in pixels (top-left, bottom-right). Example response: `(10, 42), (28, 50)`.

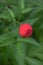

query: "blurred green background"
(0, 0), (43, 65)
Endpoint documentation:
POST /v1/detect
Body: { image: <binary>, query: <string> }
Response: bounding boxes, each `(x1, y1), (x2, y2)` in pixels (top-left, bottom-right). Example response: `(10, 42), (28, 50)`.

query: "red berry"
(19, 23), (33, 37)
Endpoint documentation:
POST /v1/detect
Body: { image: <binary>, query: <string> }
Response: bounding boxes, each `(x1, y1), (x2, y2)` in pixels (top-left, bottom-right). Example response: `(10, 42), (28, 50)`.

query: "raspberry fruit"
(19, 23), (33, 37)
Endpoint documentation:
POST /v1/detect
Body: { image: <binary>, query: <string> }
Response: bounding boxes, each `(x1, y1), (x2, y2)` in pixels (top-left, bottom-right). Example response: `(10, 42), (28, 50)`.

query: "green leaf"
(0, 52), (8, 65)
(0, 14), (10, 19)
(6, 44), (17, 65)
(30, 7), (43, 17)
(17, 37), (40, 46)
(18, 0), (25, 10)
(0, 33), (14, 47)
(21, 0), (25, 10)
(7, 7), (14, 18)
(27, 0), (43, 7)
(7, 23), (19, 37)
(26, 57), (43, 65)
(14, 42), (26, 65)
(6, 0), (18, 5)
(35, 53), (43, 61)
(21, 8), (33, 14)
(39, 24), (43, 30)
(23, 18), (39, 25)
(28, 18), (39, 25)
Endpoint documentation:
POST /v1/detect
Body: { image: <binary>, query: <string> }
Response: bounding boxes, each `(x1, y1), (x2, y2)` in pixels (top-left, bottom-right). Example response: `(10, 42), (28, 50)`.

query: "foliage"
(0, 0), (43, 65)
